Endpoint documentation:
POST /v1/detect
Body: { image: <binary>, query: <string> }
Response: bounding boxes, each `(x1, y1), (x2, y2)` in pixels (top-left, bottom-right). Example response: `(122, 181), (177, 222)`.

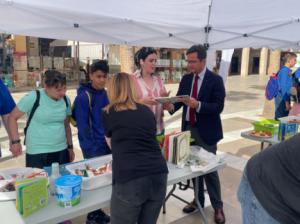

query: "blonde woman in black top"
(102, 72), (168, 224)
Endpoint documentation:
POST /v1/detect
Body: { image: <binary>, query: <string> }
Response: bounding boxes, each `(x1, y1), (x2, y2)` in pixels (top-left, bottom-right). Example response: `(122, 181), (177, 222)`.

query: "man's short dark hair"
(90, 60), (109, 74)
(186, 44), (207, 60)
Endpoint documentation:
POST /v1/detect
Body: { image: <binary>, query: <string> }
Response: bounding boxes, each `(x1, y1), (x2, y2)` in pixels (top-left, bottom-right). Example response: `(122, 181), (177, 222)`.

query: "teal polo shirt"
(17, 89), (71, 154)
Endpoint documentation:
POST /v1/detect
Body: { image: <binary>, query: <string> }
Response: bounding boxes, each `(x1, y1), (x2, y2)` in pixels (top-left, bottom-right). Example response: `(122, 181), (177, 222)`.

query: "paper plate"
(0, 167), (48, 201)
(0, 180), (16, 201)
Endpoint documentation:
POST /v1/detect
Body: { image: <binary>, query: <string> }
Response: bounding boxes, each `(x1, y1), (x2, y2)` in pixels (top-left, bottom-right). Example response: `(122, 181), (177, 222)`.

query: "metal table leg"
(163, 184), (176, 214)
(194, 176), (208, 224)
(163, 183), (192, 214)
(260, 142), (265, 152)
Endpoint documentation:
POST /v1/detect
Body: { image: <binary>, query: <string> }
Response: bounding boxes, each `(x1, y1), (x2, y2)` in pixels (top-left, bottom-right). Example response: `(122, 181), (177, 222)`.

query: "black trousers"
(111, 173), (167, 224)
(187, 124), (223, 209)
(26, 149), (70, 168)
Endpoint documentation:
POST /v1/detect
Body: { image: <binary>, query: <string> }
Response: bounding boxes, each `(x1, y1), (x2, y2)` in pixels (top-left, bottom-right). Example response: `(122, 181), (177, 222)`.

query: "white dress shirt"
(185, 67), (206, 121)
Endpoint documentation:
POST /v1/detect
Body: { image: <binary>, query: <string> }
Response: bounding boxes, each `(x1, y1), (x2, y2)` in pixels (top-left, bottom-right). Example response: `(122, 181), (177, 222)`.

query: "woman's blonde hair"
(105, 72), (138, 112)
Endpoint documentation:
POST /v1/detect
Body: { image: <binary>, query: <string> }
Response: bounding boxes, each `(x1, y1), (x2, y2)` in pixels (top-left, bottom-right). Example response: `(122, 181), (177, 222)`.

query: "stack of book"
(162, 131), (191, 165)
(16, 177), (48, 217)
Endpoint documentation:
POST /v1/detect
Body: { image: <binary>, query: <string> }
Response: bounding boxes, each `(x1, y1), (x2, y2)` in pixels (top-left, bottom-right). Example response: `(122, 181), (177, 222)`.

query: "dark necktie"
(189, 75), (199, 126)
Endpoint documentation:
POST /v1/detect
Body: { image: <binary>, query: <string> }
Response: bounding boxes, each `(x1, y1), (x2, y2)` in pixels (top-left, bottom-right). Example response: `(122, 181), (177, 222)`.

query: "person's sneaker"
(96, 209), (110, 223)
(87, 209), (110, 224)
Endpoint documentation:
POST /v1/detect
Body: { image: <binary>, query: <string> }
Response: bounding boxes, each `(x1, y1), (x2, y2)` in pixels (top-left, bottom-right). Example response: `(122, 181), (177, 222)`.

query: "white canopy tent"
(0, 0), (300, 50)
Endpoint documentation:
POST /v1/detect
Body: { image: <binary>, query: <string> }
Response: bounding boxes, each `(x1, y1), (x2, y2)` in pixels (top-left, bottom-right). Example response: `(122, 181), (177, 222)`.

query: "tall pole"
(2, 34), (6, 72)
(74, 41), (80, 84)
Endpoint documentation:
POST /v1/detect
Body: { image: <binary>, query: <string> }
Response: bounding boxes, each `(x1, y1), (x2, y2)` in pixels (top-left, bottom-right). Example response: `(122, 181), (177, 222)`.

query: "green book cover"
(16, 177), (49, 217)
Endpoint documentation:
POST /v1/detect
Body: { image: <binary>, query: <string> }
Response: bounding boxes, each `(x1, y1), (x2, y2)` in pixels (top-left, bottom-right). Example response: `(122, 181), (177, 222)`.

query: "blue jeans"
(237, 172), (279, 224)
(275, 95), (289, 120)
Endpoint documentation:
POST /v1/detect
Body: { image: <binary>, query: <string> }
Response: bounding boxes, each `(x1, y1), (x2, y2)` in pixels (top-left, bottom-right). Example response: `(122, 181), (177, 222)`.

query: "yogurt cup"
(55, 175), (82, 208)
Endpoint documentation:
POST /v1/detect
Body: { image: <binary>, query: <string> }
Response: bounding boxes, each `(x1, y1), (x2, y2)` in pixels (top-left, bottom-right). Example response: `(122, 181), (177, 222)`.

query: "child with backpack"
(8, 70), (74, 167)
(274, 52), (297, 120)
(73, 60), (110, 224)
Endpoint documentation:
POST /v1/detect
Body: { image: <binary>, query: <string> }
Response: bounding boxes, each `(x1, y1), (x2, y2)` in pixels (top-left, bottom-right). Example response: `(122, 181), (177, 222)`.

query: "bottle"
(49, 162), (60, 196)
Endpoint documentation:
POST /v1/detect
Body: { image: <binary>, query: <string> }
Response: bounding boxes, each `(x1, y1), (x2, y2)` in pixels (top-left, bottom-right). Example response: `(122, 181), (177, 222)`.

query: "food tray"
(0, 167), (48, 201)
(252, 119), (279, 136)
(65, 155), (112, 190)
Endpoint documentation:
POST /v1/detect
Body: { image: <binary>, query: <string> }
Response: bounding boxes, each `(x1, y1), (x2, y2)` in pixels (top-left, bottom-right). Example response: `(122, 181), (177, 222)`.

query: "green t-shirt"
(17, 89), (71, 154)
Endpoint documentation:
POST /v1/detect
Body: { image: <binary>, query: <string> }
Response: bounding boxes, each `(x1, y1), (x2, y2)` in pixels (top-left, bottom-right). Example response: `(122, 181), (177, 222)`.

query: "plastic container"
(252, 119), (280, 136)
(55, 175), (82, 208)
(65, 154), (112, 190)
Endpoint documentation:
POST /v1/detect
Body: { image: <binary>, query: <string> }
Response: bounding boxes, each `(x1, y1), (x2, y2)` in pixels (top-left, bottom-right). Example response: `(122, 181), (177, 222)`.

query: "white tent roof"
(0, 0), (300, 49)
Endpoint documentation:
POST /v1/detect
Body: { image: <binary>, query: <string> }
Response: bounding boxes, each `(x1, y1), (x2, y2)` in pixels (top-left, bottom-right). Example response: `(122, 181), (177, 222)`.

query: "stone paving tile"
(168, 166), (242, 224)
(220, 139), (262, 159)
(222, 117), (254, 133)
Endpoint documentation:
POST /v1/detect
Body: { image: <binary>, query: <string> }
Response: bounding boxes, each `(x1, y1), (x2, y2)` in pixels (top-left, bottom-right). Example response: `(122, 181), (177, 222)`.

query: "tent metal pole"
(204, 0), (213, 48)
(210, 19), (295, 47)
(211, 29), (294, 47)
(76, 41), (80, 84)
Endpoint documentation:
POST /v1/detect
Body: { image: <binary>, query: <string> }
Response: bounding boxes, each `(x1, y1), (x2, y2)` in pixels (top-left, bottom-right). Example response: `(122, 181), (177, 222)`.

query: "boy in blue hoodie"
(74, 60), (110, 224)
(75, 60), (111, 158)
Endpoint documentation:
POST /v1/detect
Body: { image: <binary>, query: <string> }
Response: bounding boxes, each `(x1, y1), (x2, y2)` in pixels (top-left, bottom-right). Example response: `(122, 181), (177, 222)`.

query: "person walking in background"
(132, 47), (170, 135)
(275, 52), (297, 120)
(73, 60), (111, 224)
(167, 44), (226, 224)
(0, 78), (16, 156)
(8, 70), (74, 167)
(102, 72), (168, 224)
(238, 134), (300, 224)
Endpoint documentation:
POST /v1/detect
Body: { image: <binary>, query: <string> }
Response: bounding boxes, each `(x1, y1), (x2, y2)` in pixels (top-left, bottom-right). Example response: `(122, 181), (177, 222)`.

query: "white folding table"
(0, 162), (226, 224)
(241, 130), (280, 151)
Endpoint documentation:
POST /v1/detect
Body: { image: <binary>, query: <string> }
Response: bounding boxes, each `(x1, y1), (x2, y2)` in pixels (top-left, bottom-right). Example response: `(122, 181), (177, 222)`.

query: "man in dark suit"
(169, 44), (226, 224)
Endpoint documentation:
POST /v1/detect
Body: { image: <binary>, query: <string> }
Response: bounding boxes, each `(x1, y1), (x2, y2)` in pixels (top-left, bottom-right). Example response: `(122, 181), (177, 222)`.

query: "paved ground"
(0, 74), (270, 223)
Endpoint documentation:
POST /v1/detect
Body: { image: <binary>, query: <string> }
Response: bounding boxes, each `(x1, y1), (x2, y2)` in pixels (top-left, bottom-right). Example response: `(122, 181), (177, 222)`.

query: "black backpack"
(23, 90), (69, 144)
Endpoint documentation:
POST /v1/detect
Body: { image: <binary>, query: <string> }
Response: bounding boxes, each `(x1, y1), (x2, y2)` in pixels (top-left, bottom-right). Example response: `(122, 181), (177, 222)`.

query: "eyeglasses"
(186, 60), (201, 64)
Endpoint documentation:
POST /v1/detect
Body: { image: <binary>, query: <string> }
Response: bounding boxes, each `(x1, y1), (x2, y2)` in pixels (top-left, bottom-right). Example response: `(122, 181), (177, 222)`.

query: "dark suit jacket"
(174, 69), (226, 145)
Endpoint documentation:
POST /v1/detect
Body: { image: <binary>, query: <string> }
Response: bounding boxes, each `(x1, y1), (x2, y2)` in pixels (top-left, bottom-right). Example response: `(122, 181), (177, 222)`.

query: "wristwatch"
(11, 139), (21, 145)
(67, 144), (73, 149)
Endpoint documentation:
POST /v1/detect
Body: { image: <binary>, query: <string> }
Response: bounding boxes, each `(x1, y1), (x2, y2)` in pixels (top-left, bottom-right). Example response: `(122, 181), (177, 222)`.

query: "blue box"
(278, 122), (298, 141)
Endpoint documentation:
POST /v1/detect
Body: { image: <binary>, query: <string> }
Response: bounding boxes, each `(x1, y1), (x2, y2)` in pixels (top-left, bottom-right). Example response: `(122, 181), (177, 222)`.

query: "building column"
(13, 35), (28, 87)
(267, 49), (281, 74)
(120, 45), (134, 73)
(259, 48), (268, 76)
(240, 48), (250, 77)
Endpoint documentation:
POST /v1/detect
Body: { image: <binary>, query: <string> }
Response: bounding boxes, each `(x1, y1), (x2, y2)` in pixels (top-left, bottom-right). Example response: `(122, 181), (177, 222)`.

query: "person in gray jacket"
(238, 133), (300, 224)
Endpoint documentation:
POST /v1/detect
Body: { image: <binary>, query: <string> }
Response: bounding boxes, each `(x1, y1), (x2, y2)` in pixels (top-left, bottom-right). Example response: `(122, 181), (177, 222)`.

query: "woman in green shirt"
(9, 70), (74, 168)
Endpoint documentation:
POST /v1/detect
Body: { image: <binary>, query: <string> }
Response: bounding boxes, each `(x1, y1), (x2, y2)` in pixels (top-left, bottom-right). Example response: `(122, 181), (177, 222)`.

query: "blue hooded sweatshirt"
(74, 83), (110, 158)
